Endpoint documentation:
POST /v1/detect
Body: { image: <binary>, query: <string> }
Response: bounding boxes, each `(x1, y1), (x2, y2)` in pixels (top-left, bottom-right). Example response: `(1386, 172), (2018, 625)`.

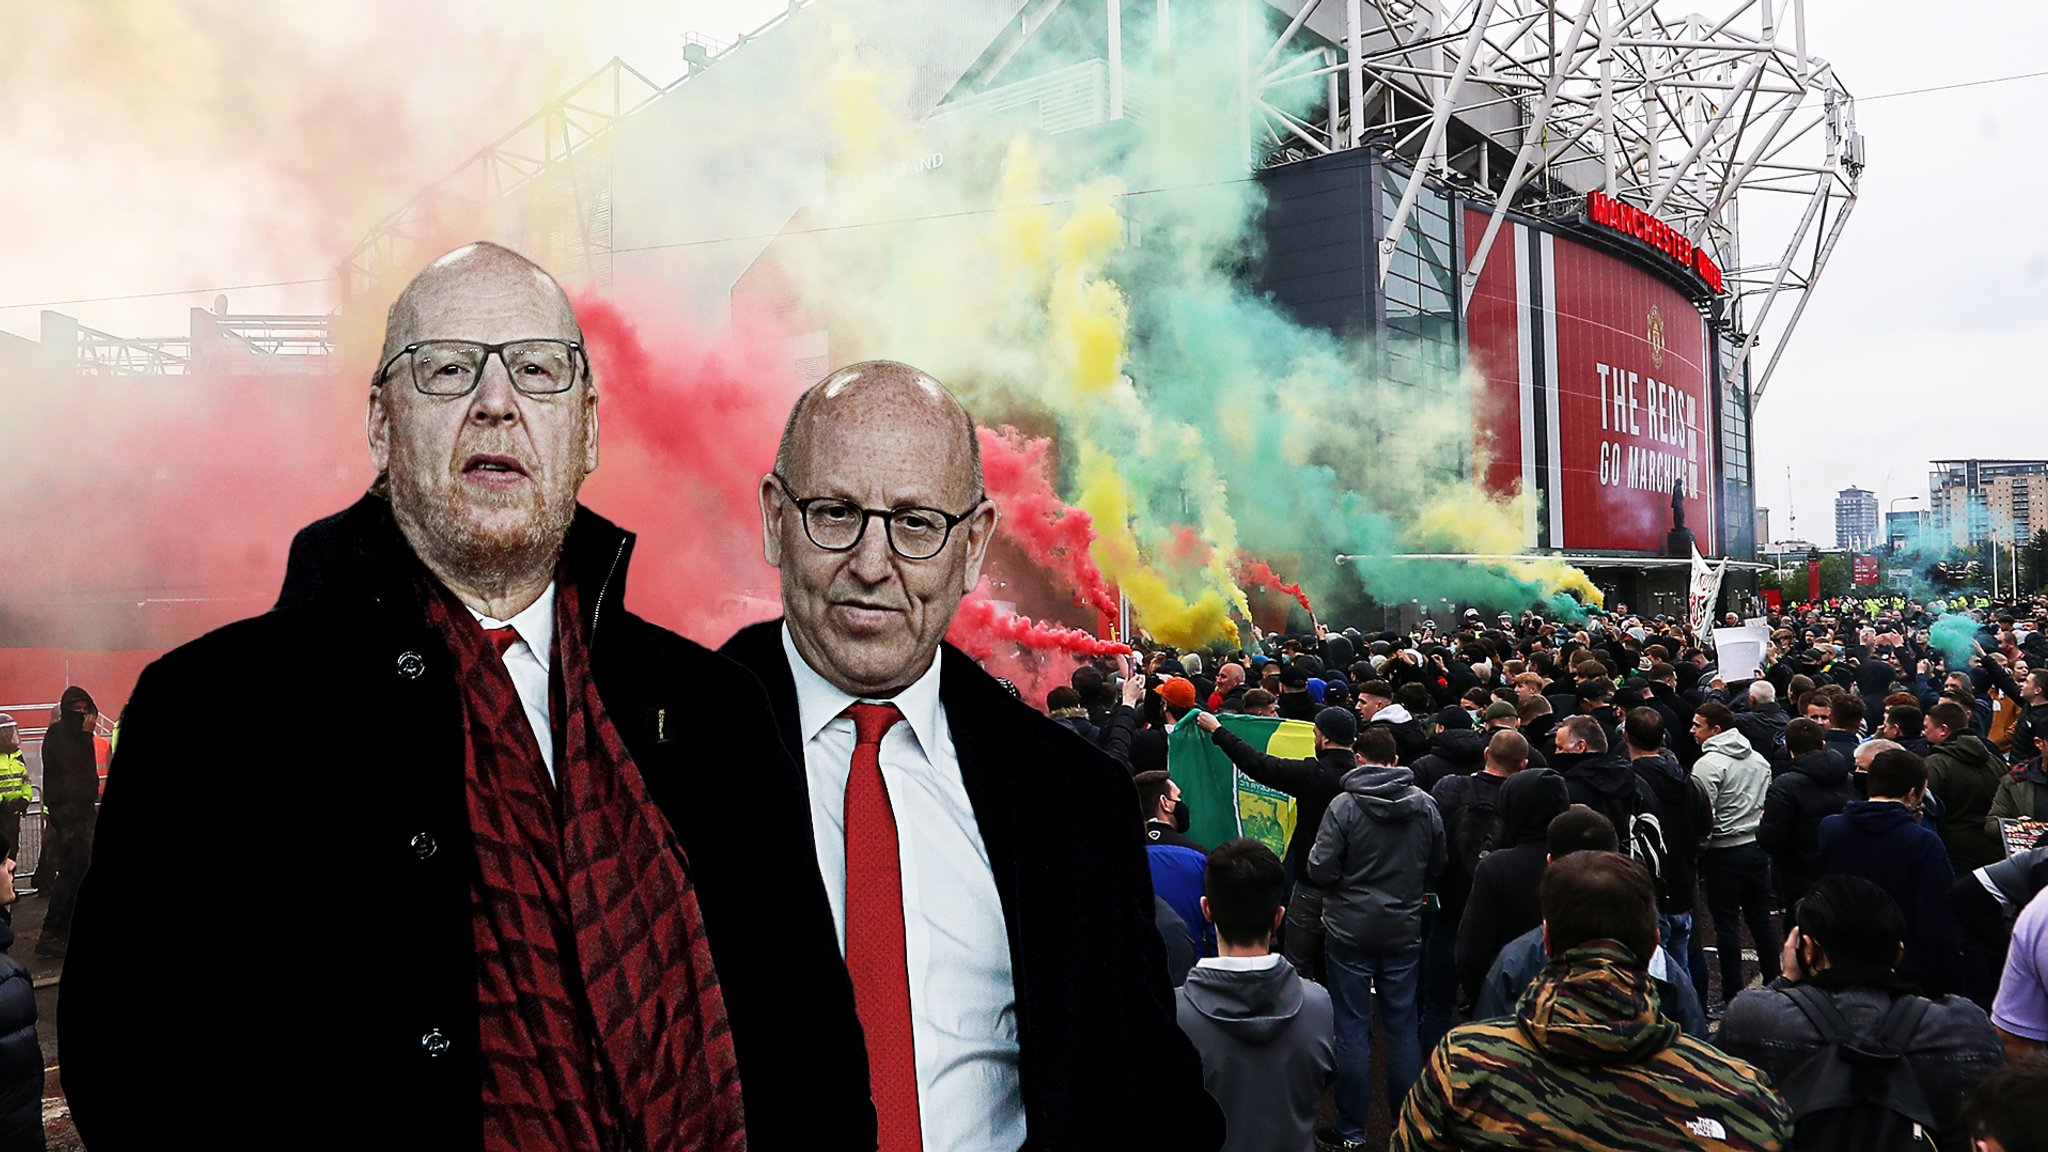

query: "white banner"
(1688, 547), (1728, 643)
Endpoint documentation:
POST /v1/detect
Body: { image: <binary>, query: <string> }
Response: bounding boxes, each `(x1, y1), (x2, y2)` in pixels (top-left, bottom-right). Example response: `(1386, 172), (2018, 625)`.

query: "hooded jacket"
(1691, 728), (1771, 847)
(1411, 726), (1487, 794)
(1757, 747), (1859, 904)
(1392, 942), (1791, 1152)
(1367, 704), (1430, 766)
(1926, 732), (2006, 872)
(1453, 769), (1571, 1000)
(1553, 750), (1658, 851)
(1987, 759), (2048, 838)
(1305, 764), (1445, 953)
(1175, 958), (1335, 1152)
(1819, 801), (1963, 997)
(42, 686), (100, 814)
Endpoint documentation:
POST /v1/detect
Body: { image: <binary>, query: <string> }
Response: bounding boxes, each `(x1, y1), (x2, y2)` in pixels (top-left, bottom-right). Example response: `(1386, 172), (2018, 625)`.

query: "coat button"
(396, 651), (426, 679)
(421, 1029), (450, 1057)
(410, 833), (437, 860)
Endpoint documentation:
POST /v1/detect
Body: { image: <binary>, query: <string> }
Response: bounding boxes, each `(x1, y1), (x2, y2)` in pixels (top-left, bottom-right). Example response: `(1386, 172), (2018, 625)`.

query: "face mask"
(1175, 794), (1193, 834)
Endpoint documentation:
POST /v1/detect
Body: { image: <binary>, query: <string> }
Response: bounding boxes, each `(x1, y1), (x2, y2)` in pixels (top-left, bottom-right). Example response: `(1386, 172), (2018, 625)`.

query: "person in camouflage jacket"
(1393, 851), (1791, 1152)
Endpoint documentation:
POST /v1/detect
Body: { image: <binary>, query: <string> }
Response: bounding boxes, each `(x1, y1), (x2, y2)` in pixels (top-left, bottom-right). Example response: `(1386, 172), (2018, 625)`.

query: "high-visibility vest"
(0, 752), (28, 805)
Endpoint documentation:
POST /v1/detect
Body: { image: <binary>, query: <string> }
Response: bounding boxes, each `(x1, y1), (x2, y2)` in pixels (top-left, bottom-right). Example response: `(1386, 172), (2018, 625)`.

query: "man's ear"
(1200, 896), (1215, 925)
(759, 474), (787, 569)
(957, 499), (1000, 595)
(582, 387), (600, 475)
(368, 386), (392, 473)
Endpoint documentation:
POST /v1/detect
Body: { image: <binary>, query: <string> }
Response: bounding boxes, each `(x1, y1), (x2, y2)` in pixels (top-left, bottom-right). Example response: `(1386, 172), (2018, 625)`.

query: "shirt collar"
(781, 622), (946, 755)
(1196, 953), (1285, 971)
(468, 582), (556, 673)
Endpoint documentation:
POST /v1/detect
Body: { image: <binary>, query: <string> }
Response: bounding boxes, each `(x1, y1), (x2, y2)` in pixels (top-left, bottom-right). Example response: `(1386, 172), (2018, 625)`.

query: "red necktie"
(843, 702), (920, 1152)
(487, 625), (524, 661)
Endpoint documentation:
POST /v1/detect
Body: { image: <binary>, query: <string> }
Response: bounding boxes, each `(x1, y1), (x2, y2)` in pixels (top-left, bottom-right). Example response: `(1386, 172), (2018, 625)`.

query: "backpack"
(1595, 778), (1671, 901)
(1444, 775), (1506, 899)
(1777, 985), (1938, 1151)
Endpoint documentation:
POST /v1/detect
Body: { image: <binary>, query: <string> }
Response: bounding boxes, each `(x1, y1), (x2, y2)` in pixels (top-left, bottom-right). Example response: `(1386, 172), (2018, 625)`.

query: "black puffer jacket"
(1757, 748), (1859, 904)
(1411, 727), (1487, 794)
(0, 916), (42, 1151)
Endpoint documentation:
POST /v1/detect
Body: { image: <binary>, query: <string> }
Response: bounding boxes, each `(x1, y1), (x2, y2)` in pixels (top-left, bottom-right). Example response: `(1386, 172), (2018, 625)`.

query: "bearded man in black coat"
(721, 361), (1223, 1152)
(61, 243), (873, 1152)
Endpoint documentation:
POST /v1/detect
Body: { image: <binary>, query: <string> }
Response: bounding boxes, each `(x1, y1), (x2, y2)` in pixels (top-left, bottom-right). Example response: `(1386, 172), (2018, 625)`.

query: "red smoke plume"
(975, 426), (1119, 619)
(1238, 556), (1315, 614)
(1161, 525), (1213, 572)
(947, 587), (1132, 661)
(570, 292), (800, 645)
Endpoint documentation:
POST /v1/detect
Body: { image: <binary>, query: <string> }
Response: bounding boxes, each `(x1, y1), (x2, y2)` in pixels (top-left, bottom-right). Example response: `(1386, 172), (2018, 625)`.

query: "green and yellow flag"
(1168, 714), (1310, 860)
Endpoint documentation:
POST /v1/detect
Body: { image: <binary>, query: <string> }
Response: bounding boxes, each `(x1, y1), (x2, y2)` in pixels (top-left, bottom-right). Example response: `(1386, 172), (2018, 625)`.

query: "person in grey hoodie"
(1689, 700), (1782, 1005)
(1176, 840), (1334, 1152)
(1305, 726), (1446, 1149)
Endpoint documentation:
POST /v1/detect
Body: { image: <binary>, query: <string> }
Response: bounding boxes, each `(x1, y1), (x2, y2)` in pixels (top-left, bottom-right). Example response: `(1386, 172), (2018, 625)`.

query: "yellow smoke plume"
(1078, 444), (1239, 647)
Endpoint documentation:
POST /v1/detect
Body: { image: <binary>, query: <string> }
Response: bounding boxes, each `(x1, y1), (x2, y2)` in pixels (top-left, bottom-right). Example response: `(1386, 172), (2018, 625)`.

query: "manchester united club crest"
(1648, 304), (1666, 370)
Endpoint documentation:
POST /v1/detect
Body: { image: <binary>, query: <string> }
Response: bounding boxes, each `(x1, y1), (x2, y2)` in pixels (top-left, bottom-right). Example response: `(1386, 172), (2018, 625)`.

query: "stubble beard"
(388, 452), (578, 600)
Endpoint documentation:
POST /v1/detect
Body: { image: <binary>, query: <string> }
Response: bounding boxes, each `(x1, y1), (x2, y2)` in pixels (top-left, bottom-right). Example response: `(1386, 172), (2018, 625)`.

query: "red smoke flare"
(1237, 556), (1315, 614)
(948, 586), (1132, 661)
(976, 426), (1120, 620)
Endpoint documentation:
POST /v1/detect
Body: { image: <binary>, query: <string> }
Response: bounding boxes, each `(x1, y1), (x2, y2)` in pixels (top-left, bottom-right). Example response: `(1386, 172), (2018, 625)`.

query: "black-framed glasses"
(375, 339), (588, 397)
(771, 473), (984, 561)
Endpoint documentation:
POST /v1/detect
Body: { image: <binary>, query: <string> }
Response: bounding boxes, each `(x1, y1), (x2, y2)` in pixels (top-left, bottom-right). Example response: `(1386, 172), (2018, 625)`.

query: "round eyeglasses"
(772, 473), (985, 561)
(375, 339), (588, 397)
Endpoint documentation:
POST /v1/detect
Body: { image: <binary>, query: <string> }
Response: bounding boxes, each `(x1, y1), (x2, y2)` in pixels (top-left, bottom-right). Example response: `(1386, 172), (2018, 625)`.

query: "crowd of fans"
(1060, 596), (2048, 1151)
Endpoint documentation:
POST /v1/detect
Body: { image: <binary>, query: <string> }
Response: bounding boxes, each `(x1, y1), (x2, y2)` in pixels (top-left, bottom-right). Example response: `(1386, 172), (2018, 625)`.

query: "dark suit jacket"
(721, 620), (1225, 1152)
(60, 496), (875, 1152)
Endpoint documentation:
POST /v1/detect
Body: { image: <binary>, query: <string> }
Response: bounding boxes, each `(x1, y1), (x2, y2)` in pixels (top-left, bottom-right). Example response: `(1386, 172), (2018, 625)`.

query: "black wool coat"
(721, 620), (1226, 1152)
(60, 496), (875, 1152)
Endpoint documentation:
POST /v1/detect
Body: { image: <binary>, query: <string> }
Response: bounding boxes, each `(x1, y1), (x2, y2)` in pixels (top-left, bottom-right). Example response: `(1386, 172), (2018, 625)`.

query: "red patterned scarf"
(424, 573), (746, 1152)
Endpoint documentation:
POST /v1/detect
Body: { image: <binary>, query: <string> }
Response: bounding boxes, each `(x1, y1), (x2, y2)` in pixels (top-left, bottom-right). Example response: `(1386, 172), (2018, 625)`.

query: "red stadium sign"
(1584, 190), (1724, 295)
(1465, 210), (1718, 555)
(1853, 555), (1880, 585)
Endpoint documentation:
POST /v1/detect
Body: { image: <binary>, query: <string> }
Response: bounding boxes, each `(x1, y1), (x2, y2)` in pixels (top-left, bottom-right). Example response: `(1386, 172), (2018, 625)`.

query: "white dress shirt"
(468, 583), (556, 781)
(781, 625), (1025, 1152)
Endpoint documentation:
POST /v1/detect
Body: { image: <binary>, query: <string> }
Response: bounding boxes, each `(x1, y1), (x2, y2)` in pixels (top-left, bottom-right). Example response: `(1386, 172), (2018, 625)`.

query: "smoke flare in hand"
(1237, 556), (1315, 614)
(947, 586), (1132, 659)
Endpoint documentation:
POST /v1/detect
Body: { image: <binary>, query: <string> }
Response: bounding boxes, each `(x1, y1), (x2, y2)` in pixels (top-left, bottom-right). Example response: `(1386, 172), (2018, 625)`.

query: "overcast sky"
(1754, 2), (2048, 544)
(1, 0), (2033, 553)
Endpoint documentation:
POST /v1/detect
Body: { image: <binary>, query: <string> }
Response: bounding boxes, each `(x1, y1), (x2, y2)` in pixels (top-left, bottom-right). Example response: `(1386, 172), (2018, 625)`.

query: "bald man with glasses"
(721, 361), (1222, 1152)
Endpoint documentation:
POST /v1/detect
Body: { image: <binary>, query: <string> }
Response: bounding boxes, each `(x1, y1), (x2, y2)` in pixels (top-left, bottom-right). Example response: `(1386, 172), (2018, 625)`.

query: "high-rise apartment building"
(1929, 460), (2048, 548)
(1834, 486), (1878, 551)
